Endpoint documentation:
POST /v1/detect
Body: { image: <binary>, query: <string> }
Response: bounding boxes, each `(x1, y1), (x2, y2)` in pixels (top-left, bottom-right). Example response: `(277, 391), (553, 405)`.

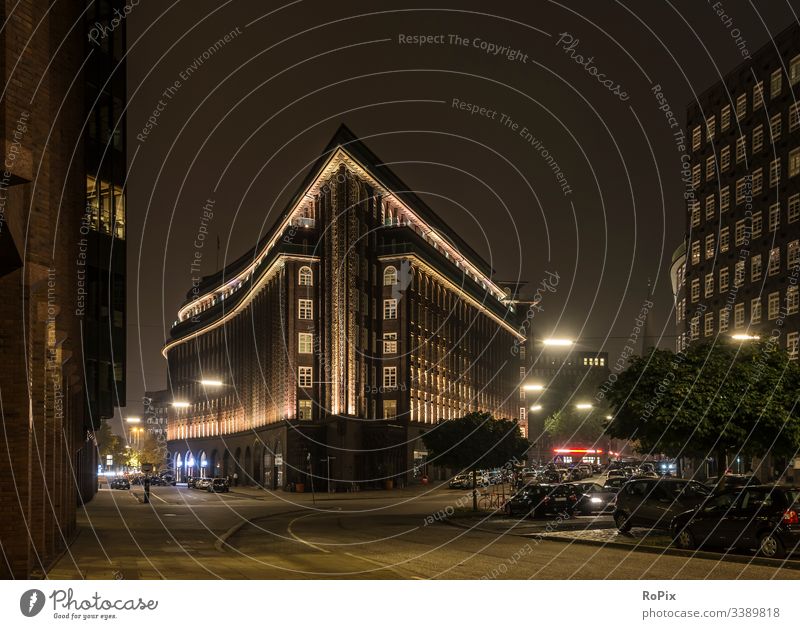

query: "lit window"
(383, 332), (397, 354)
(692, 164), (701, 188)
(735, 177), (748, 205)
(735, 219), (747, 246)
(706, 155), (715, 181)
(298, 332), (313, 354)
(736, 93), (747, 119)
(752, 124), (764, 152)
(705, 234), (715, 259)
(736, 135), (746, 163)
(298, 266), (313, 286)
(298, 366), (313, 388)
(768, 292), (780, 320)
(719, 307), (729, 332)
(751, 254), (762, 282)
(690, 315), (700, 340)
(752, 211), (762, 237)
(706, 115), (716, 141)
(720, 227), (729, 252)
(753, 82), (763, 109)
(751, 298), (761, 324)
(791, 103), (800, 132)
(383, 299), (397, 319)
(704, 272), (714, 297)
(787, 286), (799, 315)
(298, 299), (313, 320)
(720, 145), (730, 172)
(298, 399), (312, 420)
(704, 312), (714, 337)
(720, 186), (730, 211)
(790, 194), (800, 224)
(770, 69), (782, 98)
(790, 147), (800, 178)
(734, 261), (744, 288)
(770, 114), (782, 143)
(734, 303), (745, 328)
(690, 200), (700, 227)
(790, 54), (800, 85)
(788, 332), (799, 361)
(691, 278), (700, 302)
(383, 400), (397, 418)
(383, 266), (398, 286)
(691, 240), (700, 265)
(721, 105), (731, 131)
(770, 202), (780, 231)
(769, 247), (780, 276)
(752, 168), (763, 195)
(789, 240), (800, 270)
(692, 125), (702, 151)
(770, 158), (781, 187)
(383, 366), (397, 389)
(719, 266), (729, 292)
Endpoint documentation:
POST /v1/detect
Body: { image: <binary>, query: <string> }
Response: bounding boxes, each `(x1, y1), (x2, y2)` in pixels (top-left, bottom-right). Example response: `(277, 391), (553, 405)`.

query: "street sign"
(141, 463), (153, 472)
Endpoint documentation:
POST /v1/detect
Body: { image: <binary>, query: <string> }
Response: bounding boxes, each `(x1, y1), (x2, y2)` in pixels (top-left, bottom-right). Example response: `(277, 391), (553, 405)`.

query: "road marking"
(287, 513), (330, 553)
(343, 551), (425, 579)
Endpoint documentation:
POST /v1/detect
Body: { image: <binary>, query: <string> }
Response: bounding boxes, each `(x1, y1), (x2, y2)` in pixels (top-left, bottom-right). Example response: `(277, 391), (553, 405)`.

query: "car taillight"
(569, 495), (577, 501)
(783, 509), (799, 525)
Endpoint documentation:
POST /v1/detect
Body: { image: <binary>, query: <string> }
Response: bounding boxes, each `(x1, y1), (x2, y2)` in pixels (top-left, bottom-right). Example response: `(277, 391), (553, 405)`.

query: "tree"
(95, 419), (125, 469)
(544, 407), (607, 444)
(422, 412), (529, 510)
(604, 340), (800, 476)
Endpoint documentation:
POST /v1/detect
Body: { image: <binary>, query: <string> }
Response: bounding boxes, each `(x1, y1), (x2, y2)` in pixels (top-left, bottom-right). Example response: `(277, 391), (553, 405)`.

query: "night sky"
(122, 0), (800, 425)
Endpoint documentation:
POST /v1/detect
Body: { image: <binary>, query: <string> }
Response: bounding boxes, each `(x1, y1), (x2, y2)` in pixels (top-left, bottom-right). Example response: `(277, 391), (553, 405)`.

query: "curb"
(444, 517), (800, 571)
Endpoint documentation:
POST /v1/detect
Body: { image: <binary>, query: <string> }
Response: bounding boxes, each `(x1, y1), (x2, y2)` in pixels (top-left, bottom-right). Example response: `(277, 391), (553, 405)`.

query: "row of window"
(690, 226), (799, 271)
(690, 186), (800, 229)
(297, 265), (401, 287)
(681, 285), (799, 329)
(691, 57), (800, 152)
(297, 298), (399, 320)
(296, 331), (398, 354)
(691, 146), (800, 191)
(296, 365), (399, 389)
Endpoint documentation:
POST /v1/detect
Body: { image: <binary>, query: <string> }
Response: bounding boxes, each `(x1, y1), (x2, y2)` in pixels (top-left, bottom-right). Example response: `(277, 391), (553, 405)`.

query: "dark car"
(671, 485), (800, 559)
(572, 482), (619, 515)
(613, 478), (711, 532)
(504, 484), (579, 518)
(186, 476), (198, 488)
(602, 476), (629, 491)
(704, 474), (761, 492)
(207, 478), (230, 493)
(110, 477), (130, 490)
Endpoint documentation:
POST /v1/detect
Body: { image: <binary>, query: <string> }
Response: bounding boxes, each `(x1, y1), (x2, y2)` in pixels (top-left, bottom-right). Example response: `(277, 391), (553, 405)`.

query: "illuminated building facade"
(679, 23), (800, 354)
(165, 126), (525, 488)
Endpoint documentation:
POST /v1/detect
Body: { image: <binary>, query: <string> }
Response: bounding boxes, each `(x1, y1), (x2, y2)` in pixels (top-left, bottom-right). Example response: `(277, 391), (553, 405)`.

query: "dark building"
(164, 126), (526, 489)
(524, 344), (611, 464)
(679, 22), (800, 354)
(83, 0), (127, 425)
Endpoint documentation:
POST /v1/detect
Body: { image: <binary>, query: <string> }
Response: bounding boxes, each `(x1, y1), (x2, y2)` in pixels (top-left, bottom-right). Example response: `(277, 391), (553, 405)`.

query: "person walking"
(233, 472), (239, 486)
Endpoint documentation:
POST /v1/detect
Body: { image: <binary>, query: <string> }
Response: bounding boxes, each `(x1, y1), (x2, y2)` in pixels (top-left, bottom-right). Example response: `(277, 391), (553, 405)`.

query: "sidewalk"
(226, 483), (448, 501)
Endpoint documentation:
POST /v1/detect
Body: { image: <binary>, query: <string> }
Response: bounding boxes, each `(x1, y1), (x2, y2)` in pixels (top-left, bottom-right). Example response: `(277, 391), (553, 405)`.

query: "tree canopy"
(603, 340), (800, 472)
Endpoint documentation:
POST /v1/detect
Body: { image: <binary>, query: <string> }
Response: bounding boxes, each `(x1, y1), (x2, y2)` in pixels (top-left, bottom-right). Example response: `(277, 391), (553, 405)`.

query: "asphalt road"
(48, 485), (800, 579)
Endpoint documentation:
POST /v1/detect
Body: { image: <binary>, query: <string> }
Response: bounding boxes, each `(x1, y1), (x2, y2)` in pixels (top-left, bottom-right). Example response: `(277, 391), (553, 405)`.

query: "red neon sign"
(552, 448), (603, 454)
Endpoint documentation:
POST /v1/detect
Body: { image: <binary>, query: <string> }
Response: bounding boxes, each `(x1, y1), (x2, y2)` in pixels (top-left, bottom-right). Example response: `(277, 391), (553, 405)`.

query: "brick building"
(165, 126), (526, 489)
(0, 0), (127, 578)
(677, 23), (800, 352)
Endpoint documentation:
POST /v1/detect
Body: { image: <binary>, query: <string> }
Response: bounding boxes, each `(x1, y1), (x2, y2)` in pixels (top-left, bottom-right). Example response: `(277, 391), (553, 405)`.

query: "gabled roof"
(180, 125), (502, 315)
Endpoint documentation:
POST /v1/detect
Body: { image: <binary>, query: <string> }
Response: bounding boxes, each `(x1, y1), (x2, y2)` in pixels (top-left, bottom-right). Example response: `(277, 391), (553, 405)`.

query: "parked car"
(505, 484), (580, 518)
(671, 485), (800, 559)
(195, 478), (212, 490)
(207, 478), (230, 493)
(572, 482), (619, 515)
(613, 477), (711, 532)
(186, 476), (198, 488)
(449, 474), (471, 489)
(110, 477), (130, 490)
(603, 476), (629, 491)
(704, 474), (761, 492)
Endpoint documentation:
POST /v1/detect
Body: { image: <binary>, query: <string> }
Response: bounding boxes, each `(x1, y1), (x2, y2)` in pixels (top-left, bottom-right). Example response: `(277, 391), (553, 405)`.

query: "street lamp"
(200, 379), (224, 387)
(529, 405), (543, 412)
(575, 403), (593, 410)
(171, 401), (190, 408)
(731, 334), (760, 341)
(523, 384), (545, 391)
(125, 417), (141, 423)
(543, 338), (573, 346)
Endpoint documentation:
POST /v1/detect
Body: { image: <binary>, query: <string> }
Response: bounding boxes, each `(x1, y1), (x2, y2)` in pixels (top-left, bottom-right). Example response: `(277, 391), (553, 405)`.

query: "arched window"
(383, 266), (398, 286)
(298, 266), (313, 286)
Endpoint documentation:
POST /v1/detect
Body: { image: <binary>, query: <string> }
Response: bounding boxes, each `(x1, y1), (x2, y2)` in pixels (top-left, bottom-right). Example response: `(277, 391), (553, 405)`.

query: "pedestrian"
(233, 472), (238, 486)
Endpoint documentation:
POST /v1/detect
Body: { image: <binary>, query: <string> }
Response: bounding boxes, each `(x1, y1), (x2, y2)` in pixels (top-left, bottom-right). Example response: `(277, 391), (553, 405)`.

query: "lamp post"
(322, 456), (336, 493)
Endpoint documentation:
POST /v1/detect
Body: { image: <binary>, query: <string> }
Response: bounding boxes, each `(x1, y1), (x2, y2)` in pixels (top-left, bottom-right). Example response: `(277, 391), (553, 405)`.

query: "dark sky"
(122, 0), (800, 422)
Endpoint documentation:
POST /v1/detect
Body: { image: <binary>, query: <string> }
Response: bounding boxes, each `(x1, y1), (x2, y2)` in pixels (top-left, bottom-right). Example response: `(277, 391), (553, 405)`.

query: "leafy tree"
(604, 340), (800, 476)
(95, 419), (125, 469)
(545, 407), (607, 444)
(422, 412), (529, 510)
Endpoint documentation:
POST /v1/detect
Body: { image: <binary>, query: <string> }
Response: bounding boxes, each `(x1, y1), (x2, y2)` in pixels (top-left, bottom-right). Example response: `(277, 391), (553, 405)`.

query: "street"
(49, 485), (800, 579)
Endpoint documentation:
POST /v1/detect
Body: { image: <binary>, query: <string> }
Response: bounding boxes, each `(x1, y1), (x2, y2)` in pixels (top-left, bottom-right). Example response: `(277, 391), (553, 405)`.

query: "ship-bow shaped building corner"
(164, 125), (527, 490)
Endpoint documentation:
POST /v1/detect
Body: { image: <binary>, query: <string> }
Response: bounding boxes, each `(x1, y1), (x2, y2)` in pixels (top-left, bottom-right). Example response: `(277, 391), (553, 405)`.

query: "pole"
(307, 452), (315, 506)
